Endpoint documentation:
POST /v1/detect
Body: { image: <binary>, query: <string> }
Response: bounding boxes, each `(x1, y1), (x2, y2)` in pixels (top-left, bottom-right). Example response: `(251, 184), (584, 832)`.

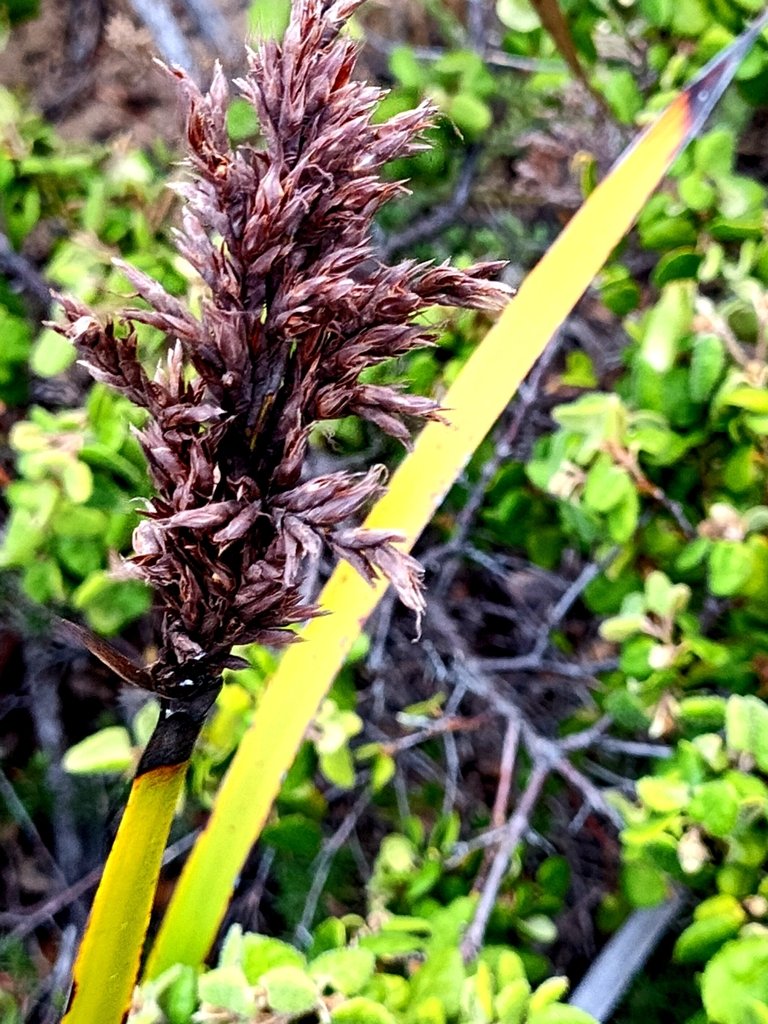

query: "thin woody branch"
(376, 712), (489, 755)
(460, 761), (550, 963)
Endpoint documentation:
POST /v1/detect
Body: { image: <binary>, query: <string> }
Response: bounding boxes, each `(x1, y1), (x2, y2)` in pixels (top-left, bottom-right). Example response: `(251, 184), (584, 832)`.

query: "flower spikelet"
(56, 0), (511, 693)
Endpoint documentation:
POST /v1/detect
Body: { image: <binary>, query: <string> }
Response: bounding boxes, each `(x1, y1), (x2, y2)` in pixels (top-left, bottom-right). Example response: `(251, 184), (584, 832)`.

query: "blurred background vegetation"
(4, 0), (768, 1021)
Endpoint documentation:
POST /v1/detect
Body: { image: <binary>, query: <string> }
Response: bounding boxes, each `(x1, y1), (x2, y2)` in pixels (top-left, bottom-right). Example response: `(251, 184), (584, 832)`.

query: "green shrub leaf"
(309, 948), (376, 996)
(260, 966), (319, 1014)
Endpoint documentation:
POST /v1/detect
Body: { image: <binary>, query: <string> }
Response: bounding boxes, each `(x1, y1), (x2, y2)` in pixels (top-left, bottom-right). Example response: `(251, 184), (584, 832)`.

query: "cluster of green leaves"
(383, 47), (496, 151)
(366, 830), (570, 973)
(0, 388), (152, 632)
(364, 0), (768, 332)
(496, 0), (768, 123)
(0, 87), (50, 404)
(465, 123), (768, 1018)
(615, 692), (768, 1023)
(527, 277), (768, 610)
(603, 128), (768, 316)
(128, 910), (596, 1024)
(0, 86), (186, 399)
(0, 88), (196, 633)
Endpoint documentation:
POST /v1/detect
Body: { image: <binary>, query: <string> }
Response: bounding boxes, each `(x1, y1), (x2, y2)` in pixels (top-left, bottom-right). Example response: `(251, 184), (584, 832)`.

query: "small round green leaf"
(331, 997), (398, 1024)
(309, 948), (375, 996)
(261, 966), (319, 1014)
(30, 328), (77, 378)
(709, 541), (755, 596)
(242, 935), (306, 984)
(702, 937), (768, 1024)
(62, 726), (133, 775)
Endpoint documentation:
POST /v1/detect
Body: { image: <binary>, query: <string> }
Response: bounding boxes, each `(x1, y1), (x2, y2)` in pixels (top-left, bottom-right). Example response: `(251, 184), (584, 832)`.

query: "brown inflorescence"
(55, 0), (511, 696)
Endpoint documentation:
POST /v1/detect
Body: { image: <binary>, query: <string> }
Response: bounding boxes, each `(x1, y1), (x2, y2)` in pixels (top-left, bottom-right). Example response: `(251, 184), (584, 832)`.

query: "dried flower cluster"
(56, 0), (510, 696)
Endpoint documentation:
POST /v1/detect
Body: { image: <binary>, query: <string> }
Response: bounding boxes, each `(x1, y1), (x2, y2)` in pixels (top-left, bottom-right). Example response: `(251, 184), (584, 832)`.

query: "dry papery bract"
(56, 0), (511, 696)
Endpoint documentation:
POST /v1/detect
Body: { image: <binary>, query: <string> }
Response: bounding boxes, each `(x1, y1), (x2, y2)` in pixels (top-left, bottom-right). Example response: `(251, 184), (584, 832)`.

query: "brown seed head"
(55, 0), (511, 693)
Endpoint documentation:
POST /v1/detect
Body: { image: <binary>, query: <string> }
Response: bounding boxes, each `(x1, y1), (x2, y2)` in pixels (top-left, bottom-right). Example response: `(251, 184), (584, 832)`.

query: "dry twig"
(0, 231), (52, 322)
(129, 0), (199, 77)
(460, 762), (550, 962)
(295, 788), (372, 947)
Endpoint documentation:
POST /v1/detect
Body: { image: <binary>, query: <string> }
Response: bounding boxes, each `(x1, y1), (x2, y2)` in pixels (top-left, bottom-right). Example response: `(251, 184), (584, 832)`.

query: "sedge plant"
(57, 2), (510, 1019)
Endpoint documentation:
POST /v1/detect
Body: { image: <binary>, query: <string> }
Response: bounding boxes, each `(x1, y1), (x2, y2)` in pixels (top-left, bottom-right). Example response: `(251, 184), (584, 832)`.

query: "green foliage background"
(5, 0), (768, 1022)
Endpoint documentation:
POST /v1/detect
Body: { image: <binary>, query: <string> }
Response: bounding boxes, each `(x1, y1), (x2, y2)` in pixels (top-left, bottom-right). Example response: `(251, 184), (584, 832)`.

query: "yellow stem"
(63, 762), (188, 1024)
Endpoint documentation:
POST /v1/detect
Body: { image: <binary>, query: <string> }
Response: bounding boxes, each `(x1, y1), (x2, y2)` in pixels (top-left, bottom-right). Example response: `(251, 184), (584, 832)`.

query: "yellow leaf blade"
(62, 763), (188, 1024)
